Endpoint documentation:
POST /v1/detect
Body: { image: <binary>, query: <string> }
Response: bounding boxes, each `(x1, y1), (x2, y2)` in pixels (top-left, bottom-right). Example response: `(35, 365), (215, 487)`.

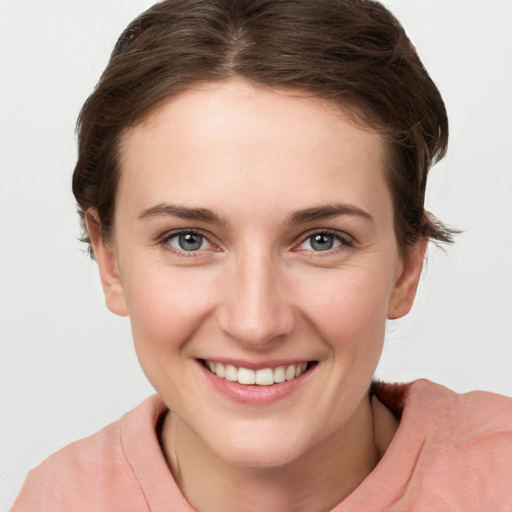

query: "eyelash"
(159, 228), (354, 257)
(293, 229), (355, 254)
(160, 229), (217, 257)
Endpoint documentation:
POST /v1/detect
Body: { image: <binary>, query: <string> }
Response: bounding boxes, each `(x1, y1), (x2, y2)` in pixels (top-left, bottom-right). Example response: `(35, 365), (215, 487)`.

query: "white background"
(1, 1), (511, 509)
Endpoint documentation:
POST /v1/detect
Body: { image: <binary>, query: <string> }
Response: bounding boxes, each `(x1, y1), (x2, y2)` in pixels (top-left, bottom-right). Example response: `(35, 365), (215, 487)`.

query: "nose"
(217, 249), (295, 348)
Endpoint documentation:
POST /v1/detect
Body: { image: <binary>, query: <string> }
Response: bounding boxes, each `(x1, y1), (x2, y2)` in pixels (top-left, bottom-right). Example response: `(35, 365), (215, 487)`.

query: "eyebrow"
(138, 204), (224, 224)
(285, 203), (373, 225)
(138, 202), (372, 226)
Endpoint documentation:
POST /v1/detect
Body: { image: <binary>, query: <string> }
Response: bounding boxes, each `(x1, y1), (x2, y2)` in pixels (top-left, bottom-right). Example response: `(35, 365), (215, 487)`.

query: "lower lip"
(198, 361), (315, 404)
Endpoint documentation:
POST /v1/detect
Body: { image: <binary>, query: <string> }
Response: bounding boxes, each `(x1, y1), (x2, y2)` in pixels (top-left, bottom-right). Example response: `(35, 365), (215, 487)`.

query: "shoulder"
(375, 378), (511, 432)
(13, 395), (168, 512)
(402, 379), (511, 440)
(380, 379), (512, 510)
(407, 379), (512, 472)
(382, 378), (512, 464)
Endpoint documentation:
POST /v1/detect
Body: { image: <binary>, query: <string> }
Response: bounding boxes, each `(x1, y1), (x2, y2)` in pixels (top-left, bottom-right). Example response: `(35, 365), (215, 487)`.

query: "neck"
(160, 393), (396, 512)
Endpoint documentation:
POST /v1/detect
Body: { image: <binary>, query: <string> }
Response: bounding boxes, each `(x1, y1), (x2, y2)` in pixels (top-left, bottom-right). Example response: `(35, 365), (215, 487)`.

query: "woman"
(12, 1), (511, 510)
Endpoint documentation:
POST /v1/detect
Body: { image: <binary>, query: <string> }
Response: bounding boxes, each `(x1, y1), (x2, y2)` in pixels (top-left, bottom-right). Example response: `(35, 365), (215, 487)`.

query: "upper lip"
(198, 358), (316, 371)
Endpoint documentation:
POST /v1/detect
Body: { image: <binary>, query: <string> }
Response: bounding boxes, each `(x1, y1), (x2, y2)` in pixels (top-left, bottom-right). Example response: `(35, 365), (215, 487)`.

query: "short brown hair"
(72, 0), (455, 257)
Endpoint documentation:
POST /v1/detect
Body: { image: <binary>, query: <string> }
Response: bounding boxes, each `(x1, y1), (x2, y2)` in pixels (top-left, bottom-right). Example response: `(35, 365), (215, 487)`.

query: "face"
(91, 80), (425, 468)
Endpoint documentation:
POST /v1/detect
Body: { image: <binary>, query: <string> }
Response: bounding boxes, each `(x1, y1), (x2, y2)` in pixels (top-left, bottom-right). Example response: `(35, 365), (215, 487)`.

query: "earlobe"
(387, 237), (428, 320)
(86, 210), (129, 317)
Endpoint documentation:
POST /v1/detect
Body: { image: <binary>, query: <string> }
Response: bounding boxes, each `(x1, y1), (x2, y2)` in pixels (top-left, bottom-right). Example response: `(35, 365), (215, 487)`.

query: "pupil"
(311, 233), (333, 251)
(179, 233), (202, 251)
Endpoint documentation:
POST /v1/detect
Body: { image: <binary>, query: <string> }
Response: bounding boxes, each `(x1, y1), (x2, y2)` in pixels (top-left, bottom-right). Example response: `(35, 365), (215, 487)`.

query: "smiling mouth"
(200, 359), (317, 386)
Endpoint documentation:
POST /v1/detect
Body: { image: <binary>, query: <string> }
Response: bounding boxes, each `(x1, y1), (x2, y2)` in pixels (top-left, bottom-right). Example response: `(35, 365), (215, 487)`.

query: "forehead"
(117, 80), (392, 225)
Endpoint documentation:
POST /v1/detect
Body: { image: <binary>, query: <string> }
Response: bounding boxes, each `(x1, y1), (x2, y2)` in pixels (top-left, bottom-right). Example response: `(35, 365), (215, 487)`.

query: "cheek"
(294, 265), (393, 350)
(123, 266), (216, 354)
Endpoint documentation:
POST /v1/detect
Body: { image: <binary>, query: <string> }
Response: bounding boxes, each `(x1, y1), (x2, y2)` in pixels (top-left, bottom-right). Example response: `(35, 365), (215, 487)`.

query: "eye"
(297, 231), (351, 252)
(165, 231), (212, 252)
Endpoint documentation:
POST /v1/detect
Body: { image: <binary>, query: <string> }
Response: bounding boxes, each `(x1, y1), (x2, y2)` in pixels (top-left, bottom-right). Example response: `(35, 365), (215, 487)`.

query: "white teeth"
(215, 362), (225, 378)
(238, 367), (256, 385)
(285, 365), (296, 381)
(224, 364), (238, 382)
(205, 360), (310, 386)
(255, 368), (274, 386)
(274, 366), (286, 383)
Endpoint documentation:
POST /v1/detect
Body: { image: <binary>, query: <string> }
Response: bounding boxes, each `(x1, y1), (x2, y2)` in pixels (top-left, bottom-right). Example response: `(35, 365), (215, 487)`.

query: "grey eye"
(168, 232), (211, 252)
(300, 233), (342, 252)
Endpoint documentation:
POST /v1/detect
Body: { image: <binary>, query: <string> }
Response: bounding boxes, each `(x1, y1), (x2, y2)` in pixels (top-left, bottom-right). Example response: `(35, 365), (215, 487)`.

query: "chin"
(222, 446), (304, 469)
(207, 427), (313, 469)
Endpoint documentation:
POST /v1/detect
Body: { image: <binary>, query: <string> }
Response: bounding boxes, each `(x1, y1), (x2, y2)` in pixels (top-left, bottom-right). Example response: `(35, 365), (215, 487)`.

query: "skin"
(88, 79), (427, 512)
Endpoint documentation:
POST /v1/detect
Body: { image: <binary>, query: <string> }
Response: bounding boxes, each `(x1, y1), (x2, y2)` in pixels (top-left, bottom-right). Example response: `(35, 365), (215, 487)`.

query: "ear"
(387, 237), (428, 319)
(86, 210), (129, 317)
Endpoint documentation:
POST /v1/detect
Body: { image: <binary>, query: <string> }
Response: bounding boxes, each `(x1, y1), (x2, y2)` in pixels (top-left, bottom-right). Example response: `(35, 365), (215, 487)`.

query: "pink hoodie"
(13, 380), (512, 511)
